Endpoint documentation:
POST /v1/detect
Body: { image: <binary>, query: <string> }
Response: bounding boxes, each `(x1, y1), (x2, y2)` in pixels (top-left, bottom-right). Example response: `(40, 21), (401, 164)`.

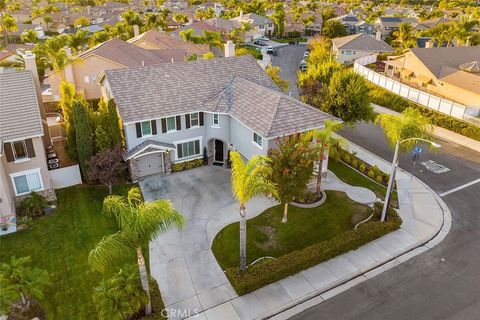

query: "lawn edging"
(224, 207), (402, 296)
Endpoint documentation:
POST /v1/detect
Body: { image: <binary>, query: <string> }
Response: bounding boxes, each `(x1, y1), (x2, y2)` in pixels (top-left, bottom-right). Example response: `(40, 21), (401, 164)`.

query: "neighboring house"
(45, 38), (187, 100)
(284, 11), (323, 36)
(230, 12), (274, 41)
(100, 53), (335, 181)
(385, 47), (480, 113)
(171, 21), (227, 39)
(332, 33), (394, 65)
(373, 16), (418, 36)
(205, 17), (241, 34)
(0, 70), (56, 224)
(0, 44), (35, 63)
(128, 29), (210, 56)
(330, 14), (373, 35)
(62, 24), (105, 36)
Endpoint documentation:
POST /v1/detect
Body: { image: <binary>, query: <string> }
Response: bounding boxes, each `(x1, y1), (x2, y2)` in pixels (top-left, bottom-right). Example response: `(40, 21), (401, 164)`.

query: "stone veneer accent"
(14, 188), (57, 207)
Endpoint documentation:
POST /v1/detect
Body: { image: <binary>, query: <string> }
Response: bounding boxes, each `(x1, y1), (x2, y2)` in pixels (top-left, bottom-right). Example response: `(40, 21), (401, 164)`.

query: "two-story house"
(0, 70), (56, 230)
(332, 33), (394, 65)
(330, 14), (373, 35)
(230, 12), (274, 41)
(100, 45), (336, 181)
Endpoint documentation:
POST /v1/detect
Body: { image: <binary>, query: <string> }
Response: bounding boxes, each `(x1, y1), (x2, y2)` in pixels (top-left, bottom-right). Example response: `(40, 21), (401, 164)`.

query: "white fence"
(355, 54), (378, 66)
(354, 63), (471, 120)
(49, 164), (82, 189)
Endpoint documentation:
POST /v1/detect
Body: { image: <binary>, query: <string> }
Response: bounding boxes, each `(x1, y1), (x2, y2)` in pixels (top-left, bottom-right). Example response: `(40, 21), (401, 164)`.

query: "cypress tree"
(73, 99), (94, 182)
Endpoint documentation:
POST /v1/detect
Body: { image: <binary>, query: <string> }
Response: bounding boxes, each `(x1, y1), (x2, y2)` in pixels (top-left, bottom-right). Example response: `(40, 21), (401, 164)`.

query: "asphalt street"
(271, 45), (480, 320)
(271, 44), (306, 99)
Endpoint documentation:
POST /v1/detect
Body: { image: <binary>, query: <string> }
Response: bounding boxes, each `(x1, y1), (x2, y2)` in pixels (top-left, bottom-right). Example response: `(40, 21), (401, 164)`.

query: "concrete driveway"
(139, 166), (276, 318)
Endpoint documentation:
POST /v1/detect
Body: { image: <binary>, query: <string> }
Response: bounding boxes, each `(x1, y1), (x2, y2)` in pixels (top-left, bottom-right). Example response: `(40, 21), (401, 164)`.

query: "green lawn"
(212, 191), (371, 270)
(0, 185), (143, 320)
(328, 160), (398, 202)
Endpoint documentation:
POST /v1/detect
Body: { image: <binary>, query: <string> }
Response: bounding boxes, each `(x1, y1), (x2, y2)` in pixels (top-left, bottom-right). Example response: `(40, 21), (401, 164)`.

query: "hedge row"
(225, 205), (401, 295)
(171, 159), (203, 172)
(368, 83), (480, 141)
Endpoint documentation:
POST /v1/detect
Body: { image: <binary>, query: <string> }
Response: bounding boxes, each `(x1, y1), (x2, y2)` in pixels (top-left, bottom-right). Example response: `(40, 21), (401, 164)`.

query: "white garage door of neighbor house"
(136, 153), (164, 178)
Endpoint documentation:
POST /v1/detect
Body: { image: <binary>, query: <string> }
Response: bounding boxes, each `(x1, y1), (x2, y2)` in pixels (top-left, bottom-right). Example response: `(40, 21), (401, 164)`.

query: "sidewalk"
(373, 104), (480, 153)
(179, 141), (450, 320)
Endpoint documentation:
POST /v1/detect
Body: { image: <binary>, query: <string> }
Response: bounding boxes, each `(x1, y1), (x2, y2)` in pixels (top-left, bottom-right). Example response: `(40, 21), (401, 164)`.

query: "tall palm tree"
(0, 256), (50, 310)
(310, 120), (343, 196)
(33, 35), (73, 76)
(88, 187), (184, 316)
(393, 22), (417, 50)
(230, 152), (272, 271)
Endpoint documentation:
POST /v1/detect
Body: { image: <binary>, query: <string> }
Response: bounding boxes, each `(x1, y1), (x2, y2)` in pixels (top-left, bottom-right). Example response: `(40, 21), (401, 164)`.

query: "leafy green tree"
(33, 35), (72, 75)
(298, 61), (342, 108)
(266, 64), (289, 92)
(0, 256), (50, 311)
(88, 146), (127, 194)
(42, 15), (53, 30)
(88, 187), (184, 316)
(267, 133), (318, 223)
(321, 6), (336, 21)
(323, 69), (373, 123)
(0, 0), (8, 45)
(143, 12), (166, 31)
(376, 107), (432, 152)
(89, 30), (110, 47)
(271, 3), (285, 37)
(93, 264), (147, 320)
(73, 99), (94, 181)
(322, 20), (348, 38)
(230, 152), (273, 271)
(74, 16), (90, 27)
(173, 13), (189, 24)
(68, 29), (90, 52)
(0, 13), (16, 43)
(305, 36), (332, 66)
(195, 7), (215, 20)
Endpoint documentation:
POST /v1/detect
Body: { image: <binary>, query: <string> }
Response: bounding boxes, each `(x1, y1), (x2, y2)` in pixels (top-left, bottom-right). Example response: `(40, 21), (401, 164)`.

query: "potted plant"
(0, 218), (9, 231)
(203, 147), (208, 165)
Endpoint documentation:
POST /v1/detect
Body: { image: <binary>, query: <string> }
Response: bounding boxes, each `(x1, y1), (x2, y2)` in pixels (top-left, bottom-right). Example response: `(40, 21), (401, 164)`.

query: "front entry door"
(214, 140), (224, 163)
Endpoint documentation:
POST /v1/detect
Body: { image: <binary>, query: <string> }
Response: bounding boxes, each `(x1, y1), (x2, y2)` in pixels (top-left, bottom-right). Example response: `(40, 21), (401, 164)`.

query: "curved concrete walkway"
(141, 165), (381, 319)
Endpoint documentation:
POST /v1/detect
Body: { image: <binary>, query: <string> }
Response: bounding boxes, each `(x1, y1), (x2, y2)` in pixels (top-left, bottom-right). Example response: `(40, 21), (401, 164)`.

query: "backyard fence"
(354, 63), (475, 121)
(49, 164), (82, 189)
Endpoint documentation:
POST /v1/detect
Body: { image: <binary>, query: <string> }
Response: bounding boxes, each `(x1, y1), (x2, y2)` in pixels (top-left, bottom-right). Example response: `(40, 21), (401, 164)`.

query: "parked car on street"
(266, 46), (274, 54)
(299, 60), (307, 71)
(260, 36), (269, 41)
(303, 51), (309, 59)
(254, 40), (267, 46)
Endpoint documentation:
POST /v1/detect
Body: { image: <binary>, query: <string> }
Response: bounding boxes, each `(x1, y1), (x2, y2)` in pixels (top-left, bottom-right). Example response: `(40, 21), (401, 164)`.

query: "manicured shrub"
(343, 154), (351, 164)
(20, 192), (48, 218)
(376, 175), (383, 184)
(171, 159), (203, 172)
(225, 208), (401, 295)
(367, 170), (375, 179)
(351, 159), (358, 168)
(359, 163), (366, 172)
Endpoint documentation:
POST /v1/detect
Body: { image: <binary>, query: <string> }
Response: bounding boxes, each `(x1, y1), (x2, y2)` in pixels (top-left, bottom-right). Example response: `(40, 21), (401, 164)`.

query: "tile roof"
(409, 47), (480, 78)
(0, 71), (43, 142)
(0, 43), (34, 61)
(79, 38), (176, 67)
(230, 13), (273, 26)
(332, 33), (394, 52)
(105, 55), (277, 123)
(128, 29), (209, 55)
(124, 139), (176, 159)
(105, 55), (336, 138)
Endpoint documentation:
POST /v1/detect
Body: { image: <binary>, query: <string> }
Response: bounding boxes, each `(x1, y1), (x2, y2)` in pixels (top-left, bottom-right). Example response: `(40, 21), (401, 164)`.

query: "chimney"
(63, 46), (75, 84)
(375, 31), (382, 41)
(133, 25), (140, 37)
(239, 10), (243, 19)
(87, 5), (91, 15)
(466, 37), (471, 47)
(22, 51), (39, 84)
(425, 40), (433, 48)
(224, 40), (235, 58)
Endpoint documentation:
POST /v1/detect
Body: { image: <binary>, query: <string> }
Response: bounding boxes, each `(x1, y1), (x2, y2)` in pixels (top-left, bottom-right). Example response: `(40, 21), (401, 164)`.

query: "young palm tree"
(88, 187), (184, 315)
(311, 120), (343, 196)
(93, 264), (147, 320)
(0, 256), (50, 310)
(376, 107), (432, 152)
(230, 152), (273, 271)
(393, 22), (417, 50)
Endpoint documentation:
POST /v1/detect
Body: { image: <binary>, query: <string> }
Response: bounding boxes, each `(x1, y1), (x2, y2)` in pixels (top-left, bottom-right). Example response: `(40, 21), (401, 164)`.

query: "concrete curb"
(265, 143), (452, 320)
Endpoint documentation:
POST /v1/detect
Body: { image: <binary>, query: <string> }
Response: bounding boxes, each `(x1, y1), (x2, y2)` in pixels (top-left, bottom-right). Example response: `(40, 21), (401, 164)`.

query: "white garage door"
(136, 153), (164, 178)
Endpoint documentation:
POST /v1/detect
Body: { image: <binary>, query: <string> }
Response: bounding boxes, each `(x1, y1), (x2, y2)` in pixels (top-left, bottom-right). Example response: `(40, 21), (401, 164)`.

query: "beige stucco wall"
(0, 158), (15, 218)
(2, 137), (53, 197)
(333, 46), (377, 64)
(47, 55), (125, 100)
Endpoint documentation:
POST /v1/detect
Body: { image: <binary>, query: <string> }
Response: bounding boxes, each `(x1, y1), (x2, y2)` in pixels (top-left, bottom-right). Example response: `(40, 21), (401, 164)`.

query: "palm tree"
(230, 152), (272, 271)
(33, 35), (73, 76)
(310, 120), (343, 196)
(392, 22), (416, 50)
(0, 0), (9, 45)
(21, 29), (39, 44)
(0, 256), (50, 310)
(93, 264), (147, 320)
(88, 187), (184, 316)
(376, 107), (432, 152)
(42, 15), (53, 31)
